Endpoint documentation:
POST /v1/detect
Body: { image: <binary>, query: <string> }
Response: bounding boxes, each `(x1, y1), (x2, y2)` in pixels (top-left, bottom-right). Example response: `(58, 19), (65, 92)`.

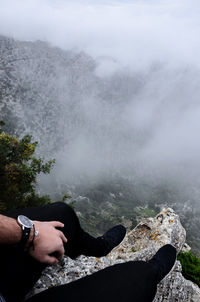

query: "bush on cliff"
(0, 121), (55, 212)
(178, 250), (200, 287)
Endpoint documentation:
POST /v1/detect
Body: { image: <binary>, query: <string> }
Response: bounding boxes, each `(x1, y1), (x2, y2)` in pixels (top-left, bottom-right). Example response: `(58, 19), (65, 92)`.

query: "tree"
(0, 121), (55, 212)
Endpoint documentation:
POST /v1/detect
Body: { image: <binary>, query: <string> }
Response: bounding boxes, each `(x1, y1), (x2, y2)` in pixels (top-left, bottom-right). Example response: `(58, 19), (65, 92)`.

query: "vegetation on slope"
(178, 251), (200, 287)
(0, 121), (54, 212)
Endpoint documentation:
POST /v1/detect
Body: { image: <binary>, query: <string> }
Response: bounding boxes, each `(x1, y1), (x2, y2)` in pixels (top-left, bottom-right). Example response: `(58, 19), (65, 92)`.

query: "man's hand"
(28, 221), (67, 265)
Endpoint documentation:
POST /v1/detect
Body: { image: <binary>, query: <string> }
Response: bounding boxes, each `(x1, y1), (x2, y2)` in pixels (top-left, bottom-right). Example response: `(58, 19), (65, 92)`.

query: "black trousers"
(27, 261), (158, 302)
(0, 202), (160, 302)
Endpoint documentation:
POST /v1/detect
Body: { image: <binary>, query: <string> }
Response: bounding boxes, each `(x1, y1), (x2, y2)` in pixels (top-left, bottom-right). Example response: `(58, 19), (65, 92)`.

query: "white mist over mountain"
(1, 0), (200, 201)
(1, 0), (200, 71)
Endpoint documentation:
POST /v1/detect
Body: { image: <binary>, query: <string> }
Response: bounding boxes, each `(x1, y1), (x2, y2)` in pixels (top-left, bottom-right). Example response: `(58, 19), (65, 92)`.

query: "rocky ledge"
(30, 208), (200, 301)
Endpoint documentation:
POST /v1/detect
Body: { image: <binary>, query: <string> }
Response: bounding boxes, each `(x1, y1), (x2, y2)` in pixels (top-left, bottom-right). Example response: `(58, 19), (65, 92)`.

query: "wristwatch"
(17, 215), (34, 247)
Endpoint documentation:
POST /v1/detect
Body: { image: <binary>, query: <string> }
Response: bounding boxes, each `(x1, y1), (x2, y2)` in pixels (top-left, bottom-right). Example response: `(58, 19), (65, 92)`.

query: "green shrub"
(0, 121), (55, 212)
(178, 251), (200, 287)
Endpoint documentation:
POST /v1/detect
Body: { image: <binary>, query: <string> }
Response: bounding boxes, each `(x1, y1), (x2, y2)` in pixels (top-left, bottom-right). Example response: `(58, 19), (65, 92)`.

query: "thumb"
(44, 255), (59, 265)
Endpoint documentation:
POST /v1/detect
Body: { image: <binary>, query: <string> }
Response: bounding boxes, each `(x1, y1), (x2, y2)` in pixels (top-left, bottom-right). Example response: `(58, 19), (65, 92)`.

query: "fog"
(1, 0), (200, 71)
(1, 0), (200, 203)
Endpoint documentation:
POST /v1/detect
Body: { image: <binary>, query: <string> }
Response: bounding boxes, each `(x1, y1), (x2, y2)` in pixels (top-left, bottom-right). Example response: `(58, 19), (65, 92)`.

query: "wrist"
(15, 219), (23, 243)
(27, 227), (35, 245)
(27, 222), (39, 250)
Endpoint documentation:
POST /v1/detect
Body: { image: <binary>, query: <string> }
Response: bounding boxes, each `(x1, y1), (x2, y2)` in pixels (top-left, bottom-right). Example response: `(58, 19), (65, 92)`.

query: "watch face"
(17, 215), (33, 228)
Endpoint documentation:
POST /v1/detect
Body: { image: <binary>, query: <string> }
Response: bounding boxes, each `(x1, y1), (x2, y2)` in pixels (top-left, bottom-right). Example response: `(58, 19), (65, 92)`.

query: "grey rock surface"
(30, 208), (200, 301)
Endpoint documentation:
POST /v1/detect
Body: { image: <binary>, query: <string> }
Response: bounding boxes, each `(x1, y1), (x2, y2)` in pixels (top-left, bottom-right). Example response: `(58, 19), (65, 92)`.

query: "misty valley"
(0, 35), (200, 254)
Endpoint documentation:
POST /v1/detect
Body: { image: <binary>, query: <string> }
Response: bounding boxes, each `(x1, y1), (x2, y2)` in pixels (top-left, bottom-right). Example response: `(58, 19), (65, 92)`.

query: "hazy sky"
(1, 0), (200, 71)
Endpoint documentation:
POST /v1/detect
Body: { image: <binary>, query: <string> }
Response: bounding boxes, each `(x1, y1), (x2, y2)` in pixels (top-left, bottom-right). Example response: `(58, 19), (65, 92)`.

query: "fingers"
(54, 245), (65, 259)
(58, 230), (68, 243)
(49, 221), (65, 228)
(48, 221), (68, 243)
(52, 242), (65, 258)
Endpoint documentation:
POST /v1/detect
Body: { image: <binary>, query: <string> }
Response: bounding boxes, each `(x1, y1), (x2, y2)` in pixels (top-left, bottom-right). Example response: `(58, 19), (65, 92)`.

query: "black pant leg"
(0, 242), (46, 302)
(0, 202), (112, 302)
(26, 261), (159, 302)
(0, 202), (83, 302)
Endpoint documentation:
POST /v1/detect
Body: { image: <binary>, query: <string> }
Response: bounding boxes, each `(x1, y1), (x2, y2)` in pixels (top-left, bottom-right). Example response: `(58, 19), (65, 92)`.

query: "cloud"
(1, 0), (200, 70)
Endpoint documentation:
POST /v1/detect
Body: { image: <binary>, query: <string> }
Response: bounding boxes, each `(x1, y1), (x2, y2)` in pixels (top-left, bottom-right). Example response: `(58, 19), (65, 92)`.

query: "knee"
(53, 201), (73, 212)
(52, 202), (79, 225)
(52, 201), (76, 217)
